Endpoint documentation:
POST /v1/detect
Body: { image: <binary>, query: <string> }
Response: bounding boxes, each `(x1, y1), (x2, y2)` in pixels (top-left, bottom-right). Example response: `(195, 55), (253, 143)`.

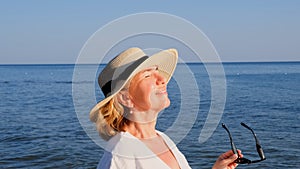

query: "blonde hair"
(92, 96), (129, 140)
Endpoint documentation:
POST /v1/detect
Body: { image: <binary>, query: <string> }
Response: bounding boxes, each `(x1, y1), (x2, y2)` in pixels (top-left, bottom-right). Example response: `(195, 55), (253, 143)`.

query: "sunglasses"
(222, 122), (266, 164)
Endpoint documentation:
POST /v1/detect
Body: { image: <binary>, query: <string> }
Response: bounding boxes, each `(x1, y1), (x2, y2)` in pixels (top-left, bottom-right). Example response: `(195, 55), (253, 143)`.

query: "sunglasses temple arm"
(241, 122), (266, 160)
(222, 123), (239, 156)
(231, 140), (239, 157)
(256, 144), (266, 160)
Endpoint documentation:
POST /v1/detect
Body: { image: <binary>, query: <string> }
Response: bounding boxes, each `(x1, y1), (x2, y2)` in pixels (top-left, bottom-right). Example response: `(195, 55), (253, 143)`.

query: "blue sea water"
(0, 62), (299, 169)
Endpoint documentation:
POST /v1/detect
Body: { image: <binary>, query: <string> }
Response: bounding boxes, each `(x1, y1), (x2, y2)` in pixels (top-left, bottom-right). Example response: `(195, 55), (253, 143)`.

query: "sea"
(0, 62), (299, 169)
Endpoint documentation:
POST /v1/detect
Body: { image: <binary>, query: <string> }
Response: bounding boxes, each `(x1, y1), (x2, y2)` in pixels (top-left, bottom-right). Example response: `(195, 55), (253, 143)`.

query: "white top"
(97, 130), (191, 169)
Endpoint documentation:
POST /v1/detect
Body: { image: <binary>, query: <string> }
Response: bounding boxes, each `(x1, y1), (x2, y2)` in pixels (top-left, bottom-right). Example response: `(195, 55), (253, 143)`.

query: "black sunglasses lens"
(236, 157), (251, 164)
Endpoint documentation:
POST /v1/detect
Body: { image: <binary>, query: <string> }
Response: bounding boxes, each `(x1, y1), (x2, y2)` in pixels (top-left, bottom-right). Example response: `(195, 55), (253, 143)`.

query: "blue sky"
(0, 0), (299, 64)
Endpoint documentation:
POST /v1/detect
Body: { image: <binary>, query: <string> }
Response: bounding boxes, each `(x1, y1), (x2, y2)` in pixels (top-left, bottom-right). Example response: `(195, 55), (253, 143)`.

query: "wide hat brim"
(89, 48), (178, 121)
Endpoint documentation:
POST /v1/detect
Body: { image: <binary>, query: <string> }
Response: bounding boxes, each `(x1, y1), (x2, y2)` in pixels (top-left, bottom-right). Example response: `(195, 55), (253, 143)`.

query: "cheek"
(129, 83), (153, 110)
(130, 82), (152, 99)
(135, 87), (151, 101)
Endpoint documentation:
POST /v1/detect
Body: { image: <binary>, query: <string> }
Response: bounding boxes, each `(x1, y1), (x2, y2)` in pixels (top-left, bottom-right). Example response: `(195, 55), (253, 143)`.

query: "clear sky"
(1, 0), (299, 64)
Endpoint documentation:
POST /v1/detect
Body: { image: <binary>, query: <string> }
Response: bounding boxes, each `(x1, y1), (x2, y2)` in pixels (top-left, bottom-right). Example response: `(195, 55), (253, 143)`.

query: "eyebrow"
(141, 66), (158, 73)
(135, 66), (158, 79)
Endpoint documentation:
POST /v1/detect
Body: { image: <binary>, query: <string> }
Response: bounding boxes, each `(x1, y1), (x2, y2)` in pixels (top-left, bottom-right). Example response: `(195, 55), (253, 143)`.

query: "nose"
(155, 71), (166, 85)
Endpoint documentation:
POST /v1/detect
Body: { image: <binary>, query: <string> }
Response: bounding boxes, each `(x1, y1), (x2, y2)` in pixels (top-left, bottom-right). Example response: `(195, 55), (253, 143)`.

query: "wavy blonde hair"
(91, 95), (129, 141)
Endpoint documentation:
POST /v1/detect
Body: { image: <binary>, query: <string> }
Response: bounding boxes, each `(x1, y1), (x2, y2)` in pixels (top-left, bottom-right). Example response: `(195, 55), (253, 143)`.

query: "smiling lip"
(156, 88), (167, 95)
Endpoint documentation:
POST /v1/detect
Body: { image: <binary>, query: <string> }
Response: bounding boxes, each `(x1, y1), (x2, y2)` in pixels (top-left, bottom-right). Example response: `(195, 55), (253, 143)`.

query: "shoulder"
(104, 131), (155, 157)
(105, 132), (138, 156)
(97, 132), (138, 169)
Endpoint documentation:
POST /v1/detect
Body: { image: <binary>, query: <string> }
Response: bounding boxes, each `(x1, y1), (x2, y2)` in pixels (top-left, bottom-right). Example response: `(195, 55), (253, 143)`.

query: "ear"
(116, 91), (134, 108)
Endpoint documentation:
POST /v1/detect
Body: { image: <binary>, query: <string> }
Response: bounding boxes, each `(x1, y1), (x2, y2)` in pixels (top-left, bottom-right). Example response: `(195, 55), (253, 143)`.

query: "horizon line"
(0, 60), (300, 66)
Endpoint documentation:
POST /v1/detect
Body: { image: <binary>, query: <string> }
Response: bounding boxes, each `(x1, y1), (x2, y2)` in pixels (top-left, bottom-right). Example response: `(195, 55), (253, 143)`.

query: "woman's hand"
(212, 150), (243, 169)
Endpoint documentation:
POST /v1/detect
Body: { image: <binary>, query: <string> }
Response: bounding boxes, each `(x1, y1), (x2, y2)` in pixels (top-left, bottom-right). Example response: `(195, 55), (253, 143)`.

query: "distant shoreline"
(1, 61), (299, 66)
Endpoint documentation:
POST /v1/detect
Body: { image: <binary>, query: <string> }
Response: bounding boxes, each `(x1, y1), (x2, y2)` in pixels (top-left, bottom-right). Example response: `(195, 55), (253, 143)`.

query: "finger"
(222, 150), (235, 158)
(237, 149), (243, 158)
(222, 153), (238, 164)
(230, 162), (238, 169)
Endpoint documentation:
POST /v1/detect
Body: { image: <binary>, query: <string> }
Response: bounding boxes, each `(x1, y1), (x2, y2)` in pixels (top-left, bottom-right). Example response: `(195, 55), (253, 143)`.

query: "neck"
(124, 119), (158, 139)
(123, 108), (160, 139)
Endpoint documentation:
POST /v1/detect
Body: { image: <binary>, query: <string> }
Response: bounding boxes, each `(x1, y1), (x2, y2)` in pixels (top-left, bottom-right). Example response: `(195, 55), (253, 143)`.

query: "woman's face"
(128, 66), (170, 112)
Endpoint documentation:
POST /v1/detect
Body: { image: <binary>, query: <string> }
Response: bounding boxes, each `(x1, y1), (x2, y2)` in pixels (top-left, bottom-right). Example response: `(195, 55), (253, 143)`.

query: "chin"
(165, 99), (171, 108)
(153, 100), (170, 112)
(159, 99), (170, 111)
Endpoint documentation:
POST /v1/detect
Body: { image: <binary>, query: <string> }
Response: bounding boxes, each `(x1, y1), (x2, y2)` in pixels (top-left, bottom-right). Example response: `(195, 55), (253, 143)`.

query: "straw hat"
(89, 47), (178, 121)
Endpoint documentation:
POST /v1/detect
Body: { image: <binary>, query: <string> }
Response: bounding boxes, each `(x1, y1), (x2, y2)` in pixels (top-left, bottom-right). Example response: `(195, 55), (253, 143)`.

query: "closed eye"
(142, 66), (158, 78)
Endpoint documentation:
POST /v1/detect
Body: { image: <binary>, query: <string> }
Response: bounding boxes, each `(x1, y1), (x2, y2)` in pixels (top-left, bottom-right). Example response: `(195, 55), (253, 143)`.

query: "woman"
(90, 47), (242, 169)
